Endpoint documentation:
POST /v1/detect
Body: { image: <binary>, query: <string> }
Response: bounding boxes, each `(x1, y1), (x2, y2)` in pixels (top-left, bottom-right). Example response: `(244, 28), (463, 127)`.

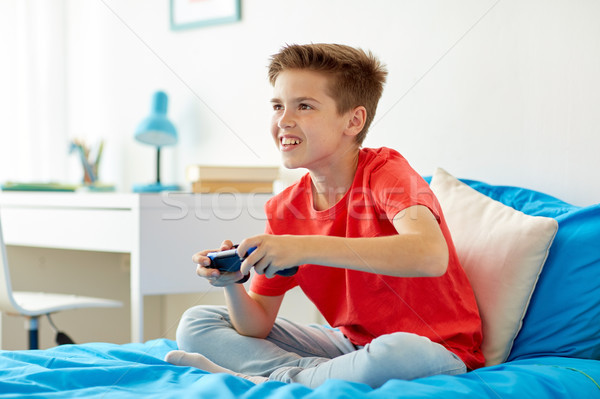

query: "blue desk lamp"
(133, 91), (180, 192)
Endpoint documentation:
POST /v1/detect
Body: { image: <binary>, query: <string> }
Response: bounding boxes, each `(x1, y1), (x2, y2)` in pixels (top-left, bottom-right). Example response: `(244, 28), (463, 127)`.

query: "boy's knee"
(176, 305), (231, 352)
(369, 333), (438, 363)
(369, 332), (427, 357)
(180, 305), (226, 324)
(364, 332), (465, 380)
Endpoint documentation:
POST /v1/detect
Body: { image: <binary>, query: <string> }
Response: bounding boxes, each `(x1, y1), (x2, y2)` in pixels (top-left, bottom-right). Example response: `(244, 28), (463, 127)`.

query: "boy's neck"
(309, 147), (360, 211)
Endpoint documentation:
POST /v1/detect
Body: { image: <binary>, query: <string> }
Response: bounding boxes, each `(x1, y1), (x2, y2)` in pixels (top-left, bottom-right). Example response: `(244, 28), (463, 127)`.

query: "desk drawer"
(1, 208), (134, 253)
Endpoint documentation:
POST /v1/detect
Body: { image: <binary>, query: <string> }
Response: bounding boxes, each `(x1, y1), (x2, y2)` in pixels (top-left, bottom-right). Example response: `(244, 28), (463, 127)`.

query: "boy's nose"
(277, 111), (296, 129)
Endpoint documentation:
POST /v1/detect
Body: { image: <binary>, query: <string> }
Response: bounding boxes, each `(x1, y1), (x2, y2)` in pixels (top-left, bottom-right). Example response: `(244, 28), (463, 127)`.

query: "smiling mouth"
(280, 137), (302, 147)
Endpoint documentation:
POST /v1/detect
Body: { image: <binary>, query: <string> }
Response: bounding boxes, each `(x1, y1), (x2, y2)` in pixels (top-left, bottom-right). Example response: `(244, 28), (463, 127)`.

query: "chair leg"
(27, 316), (39, 350)
(47, 314), (75, 346)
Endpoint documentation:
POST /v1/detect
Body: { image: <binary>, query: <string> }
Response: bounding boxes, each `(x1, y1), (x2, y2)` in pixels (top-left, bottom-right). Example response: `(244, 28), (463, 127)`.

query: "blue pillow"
(426, 176), (600, 361)
(508, 203), (600, 361)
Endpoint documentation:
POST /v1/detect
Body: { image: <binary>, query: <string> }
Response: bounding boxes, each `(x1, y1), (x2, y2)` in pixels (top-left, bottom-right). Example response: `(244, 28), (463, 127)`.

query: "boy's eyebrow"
(270, 96), (321, 104)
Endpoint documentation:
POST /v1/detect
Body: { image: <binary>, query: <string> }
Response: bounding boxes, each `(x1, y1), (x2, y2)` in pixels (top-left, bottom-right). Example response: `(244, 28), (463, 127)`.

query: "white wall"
(1, 0), (599, 205)
(1, 0), (599, 348)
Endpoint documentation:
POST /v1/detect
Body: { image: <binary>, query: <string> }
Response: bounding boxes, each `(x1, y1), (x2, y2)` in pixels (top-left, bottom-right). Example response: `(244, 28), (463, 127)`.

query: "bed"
(1, 169), (599, 398)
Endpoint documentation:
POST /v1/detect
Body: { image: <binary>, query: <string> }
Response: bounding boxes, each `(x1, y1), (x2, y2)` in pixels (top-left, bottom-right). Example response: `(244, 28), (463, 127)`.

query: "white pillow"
(430, 168), (558, 366)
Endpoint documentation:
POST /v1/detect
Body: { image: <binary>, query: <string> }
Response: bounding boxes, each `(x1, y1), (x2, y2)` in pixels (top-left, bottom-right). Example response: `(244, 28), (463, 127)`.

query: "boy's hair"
(268, 43), (388, 145)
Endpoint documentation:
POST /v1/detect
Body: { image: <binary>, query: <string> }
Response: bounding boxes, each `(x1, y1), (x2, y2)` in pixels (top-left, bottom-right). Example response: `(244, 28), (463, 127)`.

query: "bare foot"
(164, 350), (268, 384)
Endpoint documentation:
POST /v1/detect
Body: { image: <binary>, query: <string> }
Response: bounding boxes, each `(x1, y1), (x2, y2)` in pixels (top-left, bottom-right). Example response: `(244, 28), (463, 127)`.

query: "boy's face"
(270, 69), (357, 171)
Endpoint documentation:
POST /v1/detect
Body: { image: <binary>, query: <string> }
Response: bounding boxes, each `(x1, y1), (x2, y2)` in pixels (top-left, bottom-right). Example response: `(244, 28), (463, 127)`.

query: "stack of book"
(185, 165), (279, 193)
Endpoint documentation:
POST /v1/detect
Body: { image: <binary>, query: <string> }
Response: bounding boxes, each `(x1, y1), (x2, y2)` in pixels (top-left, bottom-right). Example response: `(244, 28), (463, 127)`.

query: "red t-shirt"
(250, 147), (485, 370)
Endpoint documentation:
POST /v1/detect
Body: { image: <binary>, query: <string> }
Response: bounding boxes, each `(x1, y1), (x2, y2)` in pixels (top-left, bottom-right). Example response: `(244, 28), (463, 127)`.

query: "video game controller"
(206, 246), (299, 277)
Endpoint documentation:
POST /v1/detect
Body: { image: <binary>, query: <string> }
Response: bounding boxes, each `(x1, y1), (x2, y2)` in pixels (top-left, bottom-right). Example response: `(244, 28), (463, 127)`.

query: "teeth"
(281, 137), (301, 145)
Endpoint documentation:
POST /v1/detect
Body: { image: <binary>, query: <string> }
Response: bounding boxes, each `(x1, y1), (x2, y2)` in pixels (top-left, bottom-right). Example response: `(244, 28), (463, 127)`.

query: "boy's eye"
(299, 103), (312, 110)
(272, 104), (283, 111)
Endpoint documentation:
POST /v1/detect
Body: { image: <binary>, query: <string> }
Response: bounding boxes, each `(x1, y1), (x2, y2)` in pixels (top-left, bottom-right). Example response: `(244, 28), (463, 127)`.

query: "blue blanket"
(2, 179), (599, 398)
(0, 339), (599, 398)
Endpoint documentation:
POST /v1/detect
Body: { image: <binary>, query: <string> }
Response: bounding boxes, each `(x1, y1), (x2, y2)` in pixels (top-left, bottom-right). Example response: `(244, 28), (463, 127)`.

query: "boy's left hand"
(237, 235), (302, 278)
(192, 240), (247, 287)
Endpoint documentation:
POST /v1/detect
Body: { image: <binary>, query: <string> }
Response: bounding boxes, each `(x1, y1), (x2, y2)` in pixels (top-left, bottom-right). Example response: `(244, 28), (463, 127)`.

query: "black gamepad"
(206, 246), (299, 277)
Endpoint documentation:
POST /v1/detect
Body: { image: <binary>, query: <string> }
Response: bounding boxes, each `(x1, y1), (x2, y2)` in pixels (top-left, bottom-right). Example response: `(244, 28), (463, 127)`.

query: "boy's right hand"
(192, 240), (246, 287)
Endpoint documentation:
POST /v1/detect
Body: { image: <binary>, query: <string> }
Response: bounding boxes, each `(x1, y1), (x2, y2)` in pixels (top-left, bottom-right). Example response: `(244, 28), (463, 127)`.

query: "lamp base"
(132, 182), (180, 193)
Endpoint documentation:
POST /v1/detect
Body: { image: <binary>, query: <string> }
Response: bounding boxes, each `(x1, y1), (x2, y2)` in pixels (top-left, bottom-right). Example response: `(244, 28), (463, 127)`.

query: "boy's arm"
(193, 241), (284, 338)
(223, 284), (284, 338)
(239, 205), (448, 278)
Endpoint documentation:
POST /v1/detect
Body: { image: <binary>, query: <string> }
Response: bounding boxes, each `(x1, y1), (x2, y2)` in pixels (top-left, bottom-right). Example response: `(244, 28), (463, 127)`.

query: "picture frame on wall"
(170, 0), (241, 30)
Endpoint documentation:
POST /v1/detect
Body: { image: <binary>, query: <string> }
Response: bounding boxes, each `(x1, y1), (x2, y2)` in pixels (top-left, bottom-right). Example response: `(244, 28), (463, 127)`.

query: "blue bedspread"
(0, 339), (599, 398)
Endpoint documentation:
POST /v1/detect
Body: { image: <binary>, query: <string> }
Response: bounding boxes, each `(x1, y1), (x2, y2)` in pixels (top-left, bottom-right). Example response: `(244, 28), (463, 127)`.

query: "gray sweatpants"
(175, 305), (466, 388)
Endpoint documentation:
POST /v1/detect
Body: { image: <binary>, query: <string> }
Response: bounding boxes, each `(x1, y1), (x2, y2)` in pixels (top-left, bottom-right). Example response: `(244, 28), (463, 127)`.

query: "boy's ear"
(345, 106), (367, 137)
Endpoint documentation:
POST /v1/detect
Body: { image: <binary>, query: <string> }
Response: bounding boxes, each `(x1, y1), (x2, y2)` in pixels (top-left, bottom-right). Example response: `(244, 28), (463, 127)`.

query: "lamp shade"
(134, 91), (177, 147)
(132, 90), (180, 193)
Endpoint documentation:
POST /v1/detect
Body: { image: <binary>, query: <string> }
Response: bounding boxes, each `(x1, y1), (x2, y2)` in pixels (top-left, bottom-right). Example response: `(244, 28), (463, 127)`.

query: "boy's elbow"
(427, 254), (448, 277)
(423, 242), (449, 277)
(233, 316), (274, 339)
(252, 325), (274, 339)
(236, 326), (272, 339)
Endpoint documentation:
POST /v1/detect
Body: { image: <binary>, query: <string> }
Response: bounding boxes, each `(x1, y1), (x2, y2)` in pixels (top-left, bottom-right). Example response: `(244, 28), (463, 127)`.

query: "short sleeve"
(367, 154), (441, 222)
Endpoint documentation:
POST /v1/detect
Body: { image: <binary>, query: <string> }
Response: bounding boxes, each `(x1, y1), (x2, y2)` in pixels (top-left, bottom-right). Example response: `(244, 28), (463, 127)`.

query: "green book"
(1, 182), (79, 192)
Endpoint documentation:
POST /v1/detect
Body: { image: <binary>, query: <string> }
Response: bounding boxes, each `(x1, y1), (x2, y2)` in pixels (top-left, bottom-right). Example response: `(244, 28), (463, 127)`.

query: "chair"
(0, 212), (122, 349)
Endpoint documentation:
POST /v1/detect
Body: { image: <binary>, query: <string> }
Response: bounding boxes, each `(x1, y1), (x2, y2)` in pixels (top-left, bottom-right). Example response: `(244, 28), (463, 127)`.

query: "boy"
(165, 43), (484, 388)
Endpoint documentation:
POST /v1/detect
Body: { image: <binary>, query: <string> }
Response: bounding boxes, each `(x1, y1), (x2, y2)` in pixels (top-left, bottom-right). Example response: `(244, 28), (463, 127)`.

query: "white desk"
(0, 191), (269, 342)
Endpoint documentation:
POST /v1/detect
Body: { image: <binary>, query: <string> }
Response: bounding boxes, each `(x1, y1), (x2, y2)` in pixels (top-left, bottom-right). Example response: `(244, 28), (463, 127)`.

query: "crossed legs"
(165, 305), (466, 388)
